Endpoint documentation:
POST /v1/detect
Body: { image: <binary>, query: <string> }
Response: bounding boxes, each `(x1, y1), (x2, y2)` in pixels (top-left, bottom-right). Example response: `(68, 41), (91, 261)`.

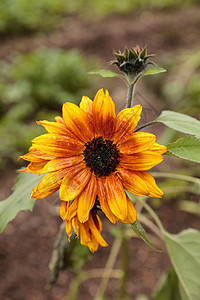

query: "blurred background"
(0, 1), (200, 299)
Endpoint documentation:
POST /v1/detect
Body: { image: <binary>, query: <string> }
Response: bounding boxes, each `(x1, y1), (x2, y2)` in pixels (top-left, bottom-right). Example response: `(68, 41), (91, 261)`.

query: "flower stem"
(126, 83), (135, 108)
(151, 172), (200, 185)
(95, 236), (122, 299)
(67, 269), (123, 300)
(48, 222), (68, 285)
(137, 197), (165, 234)
(134, 120), (157, 132)
(119, 225), (129, 300)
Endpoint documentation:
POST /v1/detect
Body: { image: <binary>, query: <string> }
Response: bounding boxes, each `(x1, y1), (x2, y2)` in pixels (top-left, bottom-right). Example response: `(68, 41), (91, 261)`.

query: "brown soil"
(0, 6), (200, 300)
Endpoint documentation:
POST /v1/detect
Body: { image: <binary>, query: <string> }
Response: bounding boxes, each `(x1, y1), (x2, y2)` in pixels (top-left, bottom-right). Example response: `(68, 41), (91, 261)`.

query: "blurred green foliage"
(147, 49), (200, 117)
(0, 49), (98, 170)
(0, 0), (199, 35)
(0, 0), (68, 34)
(76, 0), (200, 18)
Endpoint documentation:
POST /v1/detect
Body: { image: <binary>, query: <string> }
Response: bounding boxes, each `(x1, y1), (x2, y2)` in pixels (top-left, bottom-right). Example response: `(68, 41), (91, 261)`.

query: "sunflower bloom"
(20, 89), (167, 252)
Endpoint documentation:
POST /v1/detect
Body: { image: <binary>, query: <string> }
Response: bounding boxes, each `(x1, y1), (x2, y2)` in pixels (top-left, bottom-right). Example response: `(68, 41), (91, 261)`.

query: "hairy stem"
(126, 84), (135, 108)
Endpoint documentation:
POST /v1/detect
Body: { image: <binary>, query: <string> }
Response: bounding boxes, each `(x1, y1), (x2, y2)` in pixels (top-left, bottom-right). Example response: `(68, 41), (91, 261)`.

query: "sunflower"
(20, 89), (167, 252)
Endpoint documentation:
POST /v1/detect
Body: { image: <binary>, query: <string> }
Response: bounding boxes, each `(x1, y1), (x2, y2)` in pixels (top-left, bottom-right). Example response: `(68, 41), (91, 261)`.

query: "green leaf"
(167, 137), (200, 163)
(131, 220), (161, 252)
(153, 268), (181, 300)
(0, 172), (42, 233)
(88, 69), (121, 78)
(142, 68), (166, 75)
(163, 229), (200, 300)
(156, 111), (200, 139)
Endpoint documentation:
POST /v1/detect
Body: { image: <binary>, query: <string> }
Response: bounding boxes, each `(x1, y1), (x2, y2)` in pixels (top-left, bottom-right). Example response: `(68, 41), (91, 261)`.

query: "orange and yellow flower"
(20, 89), (167, 252)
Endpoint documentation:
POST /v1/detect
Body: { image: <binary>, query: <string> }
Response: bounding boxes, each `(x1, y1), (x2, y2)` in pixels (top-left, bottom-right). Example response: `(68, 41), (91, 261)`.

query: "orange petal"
(98, 177), (119, 224)
(79, 221), (91, 244)
(72, 217), (80, 236)
(113, 105), (142, 144)
(148, 142), (167, 155)
(31, 170), (66, 199)
(119, 132), (156, 154)
(55, 116), (65, 125)
(99, 174), (127, 221)
(88, 213), (108, 247)
(20, 161), (47, 174)
(121, 196), (137, 224)
(120, 152), (164, 171)
(60, 163), (91, 202)
(92, 89), (116, 139)
(66, 199), (78, 220)
(62, 102), (94, 143)
(39, 155), (84, 174)
(37, 120), (74, 137)
(60, 200), (69, 220)
(19, 149), (55, 162)
(134, 171), (164, 198)
(32, 133), (84, 157)
(79, 96), (93, 115)
(117, 166), (149, 196)
(66, 220), (73, 242)
(77, 173), (97, 223)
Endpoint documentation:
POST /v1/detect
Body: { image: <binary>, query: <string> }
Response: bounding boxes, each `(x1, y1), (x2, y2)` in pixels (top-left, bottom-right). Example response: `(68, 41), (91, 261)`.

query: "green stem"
(151, 172), (200, 185)
(95, 236), (122, 299)
(139, 214), (163, 241)
(67, 269), (123, 300)
(119, 226), (129, 300)
(134, 120), (157, 132)
(48, 222), (68, 285)
(137, 197), (165, 234)
(126, 84), (135, 108)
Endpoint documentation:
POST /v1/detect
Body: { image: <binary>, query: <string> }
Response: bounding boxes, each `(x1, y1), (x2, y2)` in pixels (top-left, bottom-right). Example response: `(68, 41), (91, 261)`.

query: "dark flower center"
(83, 137), (120, 177)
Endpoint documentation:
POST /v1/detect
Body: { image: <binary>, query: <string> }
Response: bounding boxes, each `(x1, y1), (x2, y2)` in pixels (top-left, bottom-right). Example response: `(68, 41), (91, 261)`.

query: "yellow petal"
(148, 142), (167, 155)
(37, 120), (74, 136)
(72, 217), (79, 236)
(99, 174), (128, 220)
(32, 133), (84, 157)
(77, 173), (97, 223)
(19, 149), (55, 162)
(117, 167), (149, 196)
(120, 152), (164, 171)
(60, 200), (69, 220)
(54, 116), (65, 124)
(21, 161), (47, 174)
(88, 213), (108, 247)
(98, 177), (119, 224)
(119, 132), (156, 154)
(79, 221), (91, 243)
(134, 171), (164, 198)
(39, 155), (84, 174)
(66, 220), (73, 242)
(114, 105), (142, 144)
(66, 198), (78, 220)
(92, 89), (116, 139)
(79, 96), (93, 115)
(60, 163), (91, 201)
(62, 102), (94, 143)
(31, 170), (66, 199)
(121, 196), (137, 224)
